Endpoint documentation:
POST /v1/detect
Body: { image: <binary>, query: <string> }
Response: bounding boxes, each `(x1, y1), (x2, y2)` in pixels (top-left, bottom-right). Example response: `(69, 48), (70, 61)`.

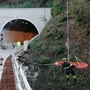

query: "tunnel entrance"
(1, 19), (38, 43)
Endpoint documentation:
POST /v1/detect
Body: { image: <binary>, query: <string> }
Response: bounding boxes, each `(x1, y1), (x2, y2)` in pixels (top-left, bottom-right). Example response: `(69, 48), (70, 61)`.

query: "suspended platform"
(54, 60), (88, 69)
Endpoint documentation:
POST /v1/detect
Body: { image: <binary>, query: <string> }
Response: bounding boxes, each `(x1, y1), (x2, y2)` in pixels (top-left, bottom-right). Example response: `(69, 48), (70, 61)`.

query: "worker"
(0, 33), (3, 41)
(17, 41), (21, 47)
(61, 58), (77, 83)
(13, 42), (16, 49)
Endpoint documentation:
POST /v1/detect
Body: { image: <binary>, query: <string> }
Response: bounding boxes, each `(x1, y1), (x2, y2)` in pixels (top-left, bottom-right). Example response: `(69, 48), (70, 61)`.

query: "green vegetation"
(25, 0), (90, 90)
(69, 0), (90, 25)
(51, 0), (66, 16)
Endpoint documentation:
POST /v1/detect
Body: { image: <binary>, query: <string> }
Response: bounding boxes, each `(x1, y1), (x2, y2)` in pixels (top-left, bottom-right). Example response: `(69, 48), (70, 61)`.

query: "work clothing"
(61, 61), (77, 82)
(17, 41), (21, 47)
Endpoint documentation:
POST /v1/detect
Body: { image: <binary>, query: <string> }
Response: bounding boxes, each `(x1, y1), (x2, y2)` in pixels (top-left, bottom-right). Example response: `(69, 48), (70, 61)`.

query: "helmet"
(62, 58), (67, 61)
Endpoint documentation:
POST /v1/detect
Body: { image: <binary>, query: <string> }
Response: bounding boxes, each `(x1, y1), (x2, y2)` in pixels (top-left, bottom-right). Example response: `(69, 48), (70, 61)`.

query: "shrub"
(51, 0), (65, 16)
(54, 45), (65, 54)
(38, 55), (51, 64)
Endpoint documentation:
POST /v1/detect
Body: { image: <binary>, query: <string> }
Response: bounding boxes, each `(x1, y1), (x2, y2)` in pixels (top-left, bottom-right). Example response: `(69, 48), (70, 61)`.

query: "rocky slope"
(19, 14), (90, 90)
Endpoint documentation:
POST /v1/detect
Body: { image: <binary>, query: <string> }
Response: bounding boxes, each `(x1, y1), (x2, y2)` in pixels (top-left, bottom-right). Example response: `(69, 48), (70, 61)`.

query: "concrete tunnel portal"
(1, 19), (39, 43)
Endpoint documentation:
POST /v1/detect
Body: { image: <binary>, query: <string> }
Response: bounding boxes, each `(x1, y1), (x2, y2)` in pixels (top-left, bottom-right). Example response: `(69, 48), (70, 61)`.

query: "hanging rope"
(66, 0), (70, 62)
(17, 56), (54, 66)
(55, 1), (88, 69)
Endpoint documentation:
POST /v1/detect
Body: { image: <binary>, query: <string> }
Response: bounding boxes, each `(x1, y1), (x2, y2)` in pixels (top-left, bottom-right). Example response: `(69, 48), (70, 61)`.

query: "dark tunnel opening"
(1, 19), (39, 43)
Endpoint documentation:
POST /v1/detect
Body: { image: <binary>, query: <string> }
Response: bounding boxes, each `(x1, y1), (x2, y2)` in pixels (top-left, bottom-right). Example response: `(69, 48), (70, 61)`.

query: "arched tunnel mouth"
(1, 19), (39, 43)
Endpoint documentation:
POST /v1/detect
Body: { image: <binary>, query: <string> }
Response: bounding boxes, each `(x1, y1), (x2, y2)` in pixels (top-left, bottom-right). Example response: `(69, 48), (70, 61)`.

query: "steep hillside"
(20, 20), (90, 89)
(21, 15), (90, 90)
(17, 0), (90, 90)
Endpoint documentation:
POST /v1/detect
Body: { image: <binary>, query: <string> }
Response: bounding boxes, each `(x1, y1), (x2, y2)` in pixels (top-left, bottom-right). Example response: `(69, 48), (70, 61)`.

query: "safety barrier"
(12, 35), (40, 90)
(0, 35), (39, 90)
(12, 47), (32, 90)
(12, 55), (23, 90)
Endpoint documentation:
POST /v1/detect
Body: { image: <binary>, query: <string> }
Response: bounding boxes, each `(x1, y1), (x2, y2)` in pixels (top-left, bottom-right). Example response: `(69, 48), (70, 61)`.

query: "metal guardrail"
(11, 34), (40, 90)
(12, 47), (32, 90)
(12, 55), (23, 90)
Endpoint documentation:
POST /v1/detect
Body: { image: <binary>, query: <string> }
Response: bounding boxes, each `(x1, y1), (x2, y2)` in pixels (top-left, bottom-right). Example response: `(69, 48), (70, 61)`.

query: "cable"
(29, 62), (54, 66)
(66, 0), (70, 62)
(17, 57), (54, 66)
